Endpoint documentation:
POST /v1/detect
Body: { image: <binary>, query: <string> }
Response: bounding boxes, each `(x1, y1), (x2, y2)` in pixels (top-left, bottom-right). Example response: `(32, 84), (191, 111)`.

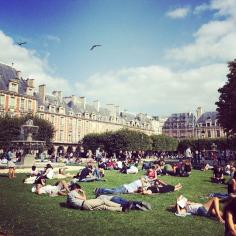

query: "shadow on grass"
(0, 174), (8, 178)
(59, 202), (68, 208)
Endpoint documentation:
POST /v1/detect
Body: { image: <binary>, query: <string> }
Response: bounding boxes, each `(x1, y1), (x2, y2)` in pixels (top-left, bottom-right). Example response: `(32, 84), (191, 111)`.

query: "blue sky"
(0, 0), (235, 116)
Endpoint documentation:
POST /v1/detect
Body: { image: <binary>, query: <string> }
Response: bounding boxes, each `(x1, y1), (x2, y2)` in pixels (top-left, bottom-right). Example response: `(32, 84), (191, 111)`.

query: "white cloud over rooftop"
(0, 31), (71, 96)
(0, 0), (235, 116)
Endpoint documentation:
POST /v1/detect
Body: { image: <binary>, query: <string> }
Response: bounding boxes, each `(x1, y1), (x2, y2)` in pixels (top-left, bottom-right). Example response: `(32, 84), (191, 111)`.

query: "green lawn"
(0, 170), (227, 236)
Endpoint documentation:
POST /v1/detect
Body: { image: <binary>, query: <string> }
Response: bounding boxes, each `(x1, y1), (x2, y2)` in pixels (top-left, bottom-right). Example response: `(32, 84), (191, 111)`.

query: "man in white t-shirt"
(185, 147), (192, 159)
(95, 177), (151, 196)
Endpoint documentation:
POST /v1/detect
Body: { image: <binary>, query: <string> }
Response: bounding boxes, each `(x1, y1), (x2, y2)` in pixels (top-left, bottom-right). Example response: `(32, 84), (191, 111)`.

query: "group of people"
(25, 154), (236, 235)
(2, 144), (236, 235)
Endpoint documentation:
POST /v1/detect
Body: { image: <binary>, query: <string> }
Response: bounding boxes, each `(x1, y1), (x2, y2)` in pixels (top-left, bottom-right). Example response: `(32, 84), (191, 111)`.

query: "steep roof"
(197, 112), (218, 123)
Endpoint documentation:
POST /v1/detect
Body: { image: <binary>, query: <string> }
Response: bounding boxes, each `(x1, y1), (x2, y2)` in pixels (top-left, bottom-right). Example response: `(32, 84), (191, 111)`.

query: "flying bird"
(17, 42), (27, 46)
(90, 44), (102, 50)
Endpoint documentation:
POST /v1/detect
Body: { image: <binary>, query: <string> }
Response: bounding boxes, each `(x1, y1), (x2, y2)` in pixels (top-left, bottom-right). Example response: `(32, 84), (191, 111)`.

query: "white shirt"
(185, 148), (192, 158)
(38, 185), (59, 195)
(123, 179), (142, 193)
(46, 168), (54, 179)
(186, 203), (203, 214)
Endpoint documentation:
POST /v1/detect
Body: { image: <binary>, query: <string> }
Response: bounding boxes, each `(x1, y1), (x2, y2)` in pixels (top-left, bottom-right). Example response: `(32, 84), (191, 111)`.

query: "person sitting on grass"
(34, 179), (70, 196)
(202, 172), (236, 200)
(211, 166), (225, 184)
(174, 195), (224, 223)
(30, 166), (38, 177)
(73, 164), (105, 182)
(97, 194), (151, 211)
(95, 177), (151, 196)
(43, 164), (54, 179)
(228, 172), (236, 195)
(224, 198), (236, 236)
(24, 166), (39, 184)
(67, 183), (128, 212)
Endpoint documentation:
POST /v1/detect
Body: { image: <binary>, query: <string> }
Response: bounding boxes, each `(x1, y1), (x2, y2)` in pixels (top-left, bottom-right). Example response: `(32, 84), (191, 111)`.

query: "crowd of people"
(1, 145), (236, 235)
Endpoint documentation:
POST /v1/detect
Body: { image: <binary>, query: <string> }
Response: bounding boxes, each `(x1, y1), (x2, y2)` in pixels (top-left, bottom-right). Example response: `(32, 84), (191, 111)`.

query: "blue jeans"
(208, 193), (228, 199)
(93, 168), (101, 179)
(110, 196), (129, 205)
(97, 186), (128, 195)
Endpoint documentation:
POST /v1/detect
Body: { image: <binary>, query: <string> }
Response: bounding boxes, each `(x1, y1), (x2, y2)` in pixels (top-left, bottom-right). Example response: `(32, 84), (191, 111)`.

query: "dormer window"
(9, 81), (18, 93)
(84, 112), (89, 119)
(69, 111), (73, 116)
(77, 113), (82, 118)
(26, 87), (34, 96)
(52, 106), (56, 113)
(39, 106), (44, 111)
(59, 106), (64, 114)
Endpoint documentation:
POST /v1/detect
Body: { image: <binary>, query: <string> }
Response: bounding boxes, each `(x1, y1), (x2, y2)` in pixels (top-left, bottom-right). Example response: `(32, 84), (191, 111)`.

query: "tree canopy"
(150, 134), (178, 151)
(216, 59), (236, 135)
(82, 130), (179, 153)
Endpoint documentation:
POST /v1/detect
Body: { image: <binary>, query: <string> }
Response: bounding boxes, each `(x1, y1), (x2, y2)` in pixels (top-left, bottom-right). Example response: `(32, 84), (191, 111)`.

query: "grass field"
(0, 169), (227, 236)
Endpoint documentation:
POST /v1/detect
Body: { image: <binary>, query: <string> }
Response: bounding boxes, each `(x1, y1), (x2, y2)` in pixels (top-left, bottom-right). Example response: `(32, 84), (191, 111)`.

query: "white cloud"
(0, 0), (232, 117)
(0, 31), (71, 95)
(193, 3), (210, 15)
(166, 7), (190, 19)
(76, 63), (227, 115)
(166, 0), (236, 64)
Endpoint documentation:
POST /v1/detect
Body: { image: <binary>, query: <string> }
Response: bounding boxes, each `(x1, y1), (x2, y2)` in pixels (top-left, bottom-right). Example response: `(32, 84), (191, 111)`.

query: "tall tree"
(216, 59), (236, 135)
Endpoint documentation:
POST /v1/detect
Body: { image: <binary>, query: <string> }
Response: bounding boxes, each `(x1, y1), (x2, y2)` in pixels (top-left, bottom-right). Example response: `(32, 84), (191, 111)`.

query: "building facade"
(195, 107), (225, 139)
(162, 112), (196, 140)
(0, 63), (156, 149)
(0, 64), (37, 117)
(162, 107), (225, 140)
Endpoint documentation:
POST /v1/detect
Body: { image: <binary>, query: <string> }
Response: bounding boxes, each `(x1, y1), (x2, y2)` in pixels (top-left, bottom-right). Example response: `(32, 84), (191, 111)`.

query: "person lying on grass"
(95, 177), (151, 196)
(67, 183), (129, 212)
(34, 179), (70, 196)
(173, 195), (224, 223)
(96, 194), (151, 211)
(146, 178), (182, 194)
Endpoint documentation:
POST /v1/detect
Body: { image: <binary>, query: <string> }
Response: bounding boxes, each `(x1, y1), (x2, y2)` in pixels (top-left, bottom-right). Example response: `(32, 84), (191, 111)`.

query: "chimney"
(196, 107), (203, 120)
(39, 84), (46, 103)
(93, 100), (100, 112)
(26, 78), (35, 88)
(79, 96), (86, 110)
(71, 95), (78, 104)
(57, 91), (62, 102)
